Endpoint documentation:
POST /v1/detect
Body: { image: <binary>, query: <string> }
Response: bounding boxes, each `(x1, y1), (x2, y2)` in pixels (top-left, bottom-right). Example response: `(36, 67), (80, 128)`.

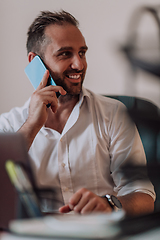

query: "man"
(0, 10), (155, 216)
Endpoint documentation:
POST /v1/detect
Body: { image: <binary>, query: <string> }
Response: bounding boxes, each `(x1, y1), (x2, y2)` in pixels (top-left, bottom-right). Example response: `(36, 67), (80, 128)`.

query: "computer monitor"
(0, 133), (33, 229)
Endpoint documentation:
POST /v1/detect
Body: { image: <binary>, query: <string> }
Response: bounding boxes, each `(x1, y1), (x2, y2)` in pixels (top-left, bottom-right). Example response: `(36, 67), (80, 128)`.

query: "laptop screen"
(0, 133), (33, 229)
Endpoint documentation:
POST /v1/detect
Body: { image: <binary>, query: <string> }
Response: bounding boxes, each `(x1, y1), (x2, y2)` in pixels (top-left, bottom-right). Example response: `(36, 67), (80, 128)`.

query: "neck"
(45, 93), (80, 133)
(58, 93), (80, 105)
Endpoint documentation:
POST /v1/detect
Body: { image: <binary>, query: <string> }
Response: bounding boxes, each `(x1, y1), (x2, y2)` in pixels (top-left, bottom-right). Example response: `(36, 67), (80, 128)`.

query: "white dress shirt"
(0, 87), (155, 212)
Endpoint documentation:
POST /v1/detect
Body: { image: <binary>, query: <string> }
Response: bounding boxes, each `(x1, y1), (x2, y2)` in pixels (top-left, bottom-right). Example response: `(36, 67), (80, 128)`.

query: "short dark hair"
(26, 10), (79, 58)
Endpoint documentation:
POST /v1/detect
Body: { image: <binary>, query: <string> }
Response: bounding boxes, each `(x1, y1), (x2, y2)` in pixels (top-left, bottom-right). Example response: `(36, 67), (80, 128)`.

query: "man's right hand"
(28, 70), (66, 128)
(18, 70), (66, 150)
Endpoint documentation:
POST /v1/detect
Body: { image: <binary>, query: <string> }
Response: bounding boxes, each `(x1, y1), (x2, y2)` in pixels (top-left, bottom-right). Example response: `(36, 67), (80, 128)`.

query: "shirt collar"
(79, 87), (92, 108)
(40, 87), (92, 135)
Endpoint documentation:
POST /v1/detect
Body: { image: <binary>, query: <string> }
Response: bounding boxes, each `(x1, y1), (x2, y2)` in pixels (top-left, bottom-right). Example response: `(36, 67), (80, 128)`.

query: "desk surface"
(0, 232), (51, 240)
(1, 227), (160, 240)
(1, 210), (160, 240)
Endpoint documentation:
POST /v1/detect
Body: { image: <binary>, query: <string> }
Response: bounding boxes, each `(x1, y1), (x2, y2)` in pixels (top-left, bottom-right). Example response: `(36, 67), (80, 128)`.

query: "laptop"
(0, 133), (36, 230)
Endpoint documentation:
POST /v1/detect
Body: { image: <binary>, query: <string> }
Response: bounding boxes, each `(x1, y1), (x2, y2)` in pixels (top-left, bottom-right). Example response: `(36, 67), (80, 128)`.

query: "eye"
(59, 51), (72, 58)
(79, 51), (85, 57)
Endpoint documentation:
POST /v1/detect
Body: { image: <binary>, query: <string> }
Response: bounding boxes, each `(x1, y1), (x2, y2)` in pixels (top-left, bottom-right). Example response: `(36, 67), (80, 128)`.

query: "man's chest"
(29, 116), (111, 187)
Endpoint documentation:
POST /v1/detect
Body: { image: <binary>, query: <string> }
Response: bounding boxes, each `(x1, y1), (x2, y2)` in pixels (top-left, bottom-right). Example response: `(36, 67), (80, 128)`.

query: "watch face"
(111, 195), (122, 209)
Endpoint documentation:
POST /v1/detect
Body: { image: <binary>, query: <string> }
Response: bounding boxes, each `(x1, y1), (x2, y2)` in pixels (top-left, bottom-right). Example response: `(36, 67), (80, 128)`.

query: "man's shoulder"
(0, 98), (30, 132)
(83, 88), (125, 109)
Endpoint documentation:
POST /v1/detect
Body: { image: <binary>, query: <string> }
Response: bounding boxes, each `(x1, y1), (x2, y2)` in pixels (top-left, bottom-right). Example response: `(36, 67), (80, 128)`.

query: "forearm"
(17, 120), (41, 151)
(118, 192), (154, 217)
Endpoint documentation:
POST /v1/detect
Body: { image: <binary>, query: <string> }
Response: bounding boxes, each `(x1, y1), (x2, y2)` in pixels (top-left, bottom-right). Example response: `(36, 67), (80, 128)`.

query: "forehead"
(44, 24), (86, 51)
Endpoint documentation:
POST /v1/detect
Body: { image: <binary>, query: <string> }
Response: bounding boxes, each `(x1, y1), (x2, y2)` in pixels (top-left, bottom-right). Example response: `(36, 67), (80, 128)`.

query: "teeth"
(68, 75), (80, 79)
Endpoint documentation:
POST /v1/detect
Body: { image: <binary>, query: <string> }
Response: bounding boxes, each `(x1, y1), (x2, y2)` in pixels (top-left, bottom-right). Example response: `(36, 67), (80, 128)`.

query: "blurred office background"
(0, 0), (160, 114)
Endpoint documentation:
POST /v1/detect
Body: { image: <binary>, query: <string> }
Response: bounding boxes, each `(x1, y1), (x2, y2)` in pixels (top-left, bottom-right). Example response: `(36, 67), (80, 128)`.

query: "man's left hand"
(59, 188), (112, 214)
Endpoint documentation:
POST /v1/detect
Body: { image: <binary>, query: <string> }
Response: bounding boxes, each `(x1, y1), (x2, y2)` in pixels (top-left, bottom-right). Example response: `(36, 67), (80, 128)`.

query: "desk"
(0, 232), (59, 240)
(1, 210), (160, 240)
(124, 227), (160, 240)
(1, 227), (160, 240)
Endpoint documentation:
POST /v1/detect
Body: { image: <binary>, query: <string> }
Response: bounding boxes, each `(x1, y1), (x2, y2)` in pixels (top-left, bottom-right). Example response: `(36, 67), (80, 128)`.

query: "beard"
(49, 69), (86, 96)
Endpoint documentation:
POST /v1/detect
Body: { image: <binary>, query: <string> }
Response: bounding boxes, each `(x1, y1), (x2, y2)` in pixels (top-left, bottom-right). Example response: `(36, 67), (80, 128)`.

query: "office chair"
(105, 95), (160, 210)
(115, 4), (160, 210)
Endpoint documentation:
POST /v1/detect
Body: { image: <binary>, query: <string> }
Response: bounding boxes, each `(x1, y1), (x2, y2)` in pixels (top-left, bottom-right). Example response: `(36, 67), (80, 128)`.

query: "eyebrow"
(57, 46), (88, 53)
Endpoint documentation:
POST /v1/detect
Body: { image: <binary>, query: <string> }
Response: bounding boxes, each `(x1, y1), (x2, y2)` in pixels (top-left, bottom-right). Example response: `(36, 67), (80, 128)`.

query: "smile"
(66, 74), (81, 79)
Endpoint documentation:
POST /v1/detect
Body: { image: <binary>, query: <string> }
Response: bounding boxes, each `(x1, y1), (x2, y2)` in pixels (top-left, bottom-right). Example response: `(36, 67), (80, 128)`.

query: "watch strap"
(102, 194), (122, 211)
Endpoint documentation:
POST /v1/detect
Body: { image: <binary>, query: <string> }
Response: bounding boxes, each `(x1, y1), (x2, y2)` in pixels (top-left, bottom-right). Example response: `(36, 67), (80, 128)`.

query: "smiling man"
(28, 22), (88, 97)
(0, 10), (155, 216)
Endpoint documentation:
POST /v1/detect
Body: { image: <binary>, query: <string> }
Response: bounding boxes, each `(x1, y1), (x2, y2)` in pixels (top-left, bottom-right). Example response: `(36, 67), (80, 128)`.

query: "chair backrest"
(105, 95), (160, 164)
(105, 95), (160, 210)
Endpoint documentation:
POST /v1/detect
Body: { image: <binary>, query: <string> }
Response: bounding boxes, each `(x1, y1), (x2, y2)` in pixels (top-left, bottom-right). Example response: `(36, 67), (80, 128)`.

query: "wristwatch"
(102, 194), (122, 211)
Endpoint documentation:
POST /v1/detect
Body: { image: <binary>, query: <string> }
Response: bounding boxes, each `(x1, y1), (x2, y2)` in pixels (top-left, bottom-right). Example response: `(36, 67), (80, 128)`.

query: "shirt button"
(65, 187), (69, 192)
(60, 138), (63, 142)
(61, 163), (65, 168)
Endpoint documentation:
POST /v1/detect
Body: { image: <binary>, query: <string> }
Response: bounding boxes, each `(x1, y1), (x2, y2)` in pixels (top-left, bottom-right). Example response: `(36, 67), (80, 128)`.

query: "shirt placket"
(57, 95), (85, 204)
(58, 134), (74, 204)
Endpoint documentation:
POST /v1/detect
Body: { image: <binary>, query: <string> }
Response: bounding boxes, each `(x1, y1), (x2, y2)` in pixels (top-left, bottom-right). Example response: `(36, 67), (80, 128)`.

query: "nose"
(71, 54), (84, 71)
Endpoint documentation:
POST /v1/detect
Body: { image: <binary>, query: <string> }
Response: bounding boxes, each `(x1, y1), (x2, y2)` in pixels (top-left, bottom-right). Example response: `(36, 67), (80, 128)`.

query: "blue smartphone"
(24, 55), (60, 98)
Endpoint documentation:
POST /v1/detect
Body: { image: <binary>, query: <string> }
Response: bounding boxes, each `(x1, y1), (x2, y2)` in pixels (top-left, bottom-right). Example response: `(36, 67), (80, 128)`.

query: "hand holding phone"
(25, 55), (60, 98)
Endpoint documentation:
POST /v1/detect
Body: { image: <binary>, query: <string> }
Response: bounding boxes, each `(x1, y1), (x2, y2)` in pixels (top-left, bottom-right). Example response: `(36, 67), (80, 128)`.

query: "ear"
(28, 52), (37, 63)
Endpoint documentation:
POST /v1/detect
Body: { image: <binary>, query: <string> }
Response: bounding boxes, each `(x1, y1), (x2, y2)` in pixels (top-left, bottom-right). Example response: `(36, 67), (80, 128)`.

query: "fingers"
(34, 70), (66, 111)
(36, 70), (49, 90)
(36, 69), (67, 96)
(59, 188), (112, 214)
(70, 189), (89, 213)
(59, 205), (72, 213)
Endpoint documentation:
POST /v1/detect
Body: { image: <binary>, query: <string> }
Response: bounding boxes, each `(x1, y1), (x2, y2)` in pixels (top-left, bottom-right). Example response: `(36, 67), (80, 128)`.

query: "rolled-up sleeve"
(109, 102), (156, 200)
